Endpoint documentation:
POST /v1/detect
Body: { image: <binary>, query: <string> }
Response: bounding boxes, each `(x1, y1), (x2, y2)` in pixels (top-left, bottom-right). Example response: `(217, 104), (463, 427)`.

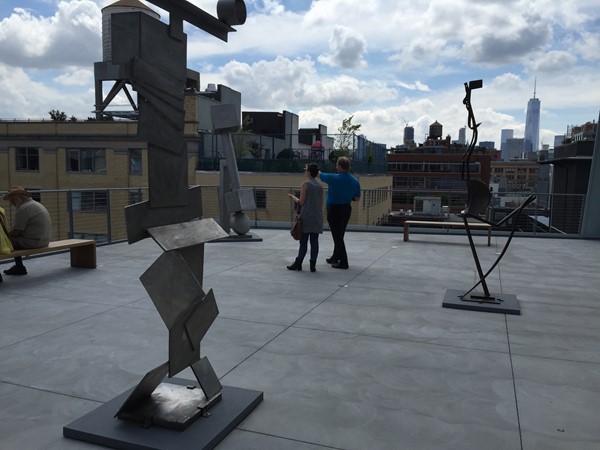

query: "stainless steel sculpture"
(115, 219), (228, 429)
(212, 103), (257, 235)
(104, 0), (250, 430)
(443, 80), (536, 315)
(64, 2), (263, 447)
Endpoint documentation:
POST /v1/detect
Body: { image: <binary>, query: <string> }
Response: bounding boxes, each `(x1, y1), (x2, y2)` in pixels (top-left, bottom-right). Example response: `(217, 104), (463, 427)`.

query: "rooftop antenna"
(533, 77), (537, 99)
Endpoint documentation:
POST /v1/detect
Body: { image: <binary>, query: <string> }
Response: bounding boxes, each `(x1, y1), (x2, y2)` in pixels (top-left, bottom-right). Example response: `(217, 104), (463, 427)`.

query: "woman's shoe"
(310, 260), (316, 272)
(287, 259), (302, 271)
(326, 256), (338, 264)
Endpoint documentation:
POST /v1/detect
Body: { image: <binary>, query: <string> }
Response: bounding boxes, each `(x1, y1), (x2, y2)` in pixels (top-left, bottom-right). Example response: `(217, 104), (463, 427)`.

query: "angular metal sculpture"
(112, 0), (251, 429)
(115, 219), (228, 428)
(212, 103), (257, 236)
(443, 80), (536, 315)
(64, 3), (263, 447)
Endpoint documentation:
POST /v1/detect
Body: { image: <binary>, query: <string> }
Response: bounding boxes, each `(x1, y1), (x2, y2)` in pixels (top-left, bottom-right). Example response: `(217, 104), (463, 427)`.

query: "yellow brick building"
(1, 96), (391, 241)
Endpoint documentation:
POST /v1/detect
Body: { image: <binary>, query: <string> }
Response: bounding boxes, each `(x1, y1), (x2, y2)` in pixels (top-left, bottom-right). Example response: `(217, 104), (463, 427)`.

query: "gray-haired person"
(2, 186), (52, 276)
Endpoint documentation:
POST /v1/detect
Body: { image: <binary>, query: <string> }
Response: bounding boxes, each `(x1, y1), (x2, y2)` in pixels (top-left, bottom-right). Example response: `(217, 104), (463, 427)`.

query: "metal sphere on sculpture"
(231, 211), (250, 235)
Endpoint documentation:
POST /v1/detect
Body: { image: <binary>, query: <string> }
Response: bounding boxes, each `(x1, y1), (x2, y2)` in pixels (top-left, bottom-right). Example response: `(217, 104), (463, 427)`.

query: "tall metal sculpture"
(212, 103), (258, 238)
(64, 2), (263, 448)
(443, 80), (536, 315)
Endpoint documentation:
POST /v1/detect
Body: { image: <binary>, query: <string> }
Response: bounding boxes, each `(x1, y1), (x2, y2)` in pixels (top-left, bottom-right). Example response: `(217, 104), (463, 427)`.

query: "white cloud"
(0, 1), (101, 68)
(527, 51), (577, 73)
(573, 31), (600, 62)
(397, 81), (430, 92)
(467, 19), (552, 65)
(0, 63), (94, 119)
(53, 68), (94, 86)
(318, 26), (367, 69)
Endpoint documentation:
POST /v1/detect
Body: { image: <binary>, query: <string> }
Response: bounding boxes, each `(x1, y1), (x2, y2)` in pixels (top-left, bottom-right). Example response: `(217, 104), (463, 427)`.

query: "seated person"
(0, 206), (12, 283)
(2, 186), (52, 276)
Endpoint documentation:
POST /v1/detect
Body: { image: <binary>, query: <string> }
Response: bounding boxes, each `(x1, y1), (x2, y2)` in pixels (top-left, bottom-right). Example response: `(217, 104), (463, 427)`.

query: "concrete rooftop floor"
(0, 228), (599, 450)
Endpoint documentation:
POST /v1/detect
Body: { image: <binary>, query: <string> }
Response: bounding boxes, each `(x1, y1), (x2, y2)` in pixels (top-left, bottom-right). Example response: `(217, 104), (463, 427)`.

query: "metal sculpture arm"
(460, 80), (492, 217)
(145, 0), (246, 41)
(461, 79), (482, 181)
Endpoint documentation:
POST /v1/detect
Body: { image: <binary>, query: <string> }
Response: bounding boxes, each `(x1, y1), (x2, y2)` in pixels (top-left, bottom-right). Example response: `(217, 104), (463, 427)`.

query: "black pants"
(327, 203), (352, 265)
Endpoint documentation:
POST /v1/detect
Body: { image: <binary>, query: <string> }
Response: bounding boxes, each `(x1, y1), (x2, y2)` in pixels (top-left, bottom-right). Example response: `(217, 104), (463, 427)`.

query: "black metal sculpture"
(443, 80), (536, 315)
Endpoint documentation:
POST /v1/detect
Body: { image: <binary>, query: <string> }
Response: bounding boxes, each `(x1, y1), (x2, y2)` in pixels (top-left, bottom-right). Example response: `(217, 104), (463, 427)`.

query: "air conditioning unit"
(414, 196), (441, 215)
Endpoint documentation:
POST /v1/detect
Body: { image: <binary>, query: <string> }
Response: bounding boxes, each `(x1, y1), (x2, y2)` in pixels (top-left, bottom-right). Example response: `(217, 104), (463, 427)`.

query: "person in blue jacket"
(318, 156), (361, 269)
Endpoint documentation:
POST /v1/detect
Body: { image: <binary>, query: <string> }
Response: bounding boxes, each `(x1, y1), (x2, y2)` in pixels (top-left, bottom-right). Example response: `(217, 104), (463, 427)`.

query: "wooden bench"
(0, 239), (97, 268)
(403, 220), (492, 246)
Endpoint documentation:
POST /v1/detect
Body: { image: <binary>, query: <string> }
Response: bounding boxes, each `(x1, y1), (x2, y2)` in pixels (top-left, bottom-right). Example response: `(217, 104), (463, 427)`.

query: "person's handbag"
(290, 214), (303, 240)
(290, 203), (303, 240)
(0, 223), (13, 255)
(0, 207), (13, 255)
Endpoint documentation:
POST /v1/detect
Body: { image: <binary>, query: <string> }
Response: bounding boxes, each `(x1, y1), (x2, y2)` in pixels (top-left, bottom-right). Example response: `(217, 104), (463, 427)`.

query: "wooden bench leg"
(70, 244), (97, 268)
(403, 224), (409, 242)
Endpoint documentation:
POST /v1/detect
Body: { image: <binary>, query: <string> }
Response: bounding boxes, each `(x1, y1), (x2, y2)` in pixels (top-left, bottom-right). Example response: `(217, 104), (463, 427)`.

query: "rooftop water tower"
(94, 0), (162, 119)
(102, 0), (160, 62)
(429, 121), (443, 140)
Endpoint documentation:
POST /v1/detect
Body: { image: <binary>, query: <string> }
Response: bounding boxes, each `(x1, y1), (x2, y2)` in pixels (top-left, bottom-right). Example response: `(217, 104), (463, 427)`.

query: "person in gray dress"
(287, 163), (324, 272)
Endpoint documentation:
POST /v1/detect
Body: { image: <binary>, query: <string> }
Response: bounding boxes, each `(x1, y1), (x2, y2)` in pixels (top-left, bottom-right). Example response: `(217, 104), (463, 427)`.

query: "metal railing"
(196, 132), (388, 174)
(0, 187), (586, 244)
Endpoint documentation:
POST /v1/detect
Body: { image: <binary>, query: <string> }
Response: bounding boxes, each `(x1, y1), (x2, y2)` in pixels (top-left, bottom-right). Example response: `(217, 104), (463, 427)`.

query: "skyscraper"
(500, 129), (514, 160)
(524, 80), (541, 153)
(403, 125), (414, 145)
(458, 127), (466, 145)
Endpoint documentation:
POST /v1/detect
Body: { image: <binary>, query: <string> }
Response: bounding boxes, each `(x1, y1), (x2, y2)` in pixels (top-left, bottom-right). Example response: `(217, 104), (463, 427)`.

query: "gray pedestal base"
(443, 289), (521, 315)
(210, 233), (263, 243)
(63, 380), (263, 450)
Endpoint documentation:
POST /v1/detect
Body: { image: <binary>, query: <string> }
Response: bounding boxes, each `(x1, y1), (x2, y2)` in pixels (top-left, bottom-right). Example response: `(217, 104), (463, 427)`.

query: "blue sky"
(1, 0), (599, 148)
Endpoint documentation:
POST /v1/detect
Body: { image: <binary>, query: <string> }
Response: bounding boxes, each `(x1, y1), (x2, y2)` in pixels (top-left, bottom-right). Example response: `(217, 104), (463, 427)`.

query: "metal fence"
(0, 187), (587, 244)
(196, 132), (388, 174)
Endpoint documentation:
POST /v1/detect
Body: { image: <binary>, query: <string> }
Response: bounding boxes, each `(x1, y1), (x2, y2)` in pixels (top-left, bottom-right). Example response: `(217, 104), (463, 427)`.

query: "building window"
(67, 149), (106, 173)
(15, 148), (39, 171)
(129, 149), (142, 175)
(71, 191), (108, 212)
(394, 177), (409, 188)
(129, 190), (143, 205)
(254, 189), (267, 209)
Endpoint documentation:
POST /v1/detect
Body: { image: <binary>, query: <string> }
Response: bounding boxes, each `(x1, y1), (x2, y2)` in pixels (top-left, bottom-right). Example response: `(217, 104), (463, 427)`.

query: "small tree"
(232, 114), (254, 158)
(334, 115), (361, 159)
(48, 109), (67, 121)
(277, 148), (296, 159)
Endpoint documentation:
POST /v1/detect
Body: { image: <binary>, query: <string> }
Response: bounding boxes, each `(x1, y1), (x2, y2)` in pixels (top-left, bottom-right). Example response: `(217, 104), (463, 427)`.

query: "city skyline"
(0, 0), (599, 149)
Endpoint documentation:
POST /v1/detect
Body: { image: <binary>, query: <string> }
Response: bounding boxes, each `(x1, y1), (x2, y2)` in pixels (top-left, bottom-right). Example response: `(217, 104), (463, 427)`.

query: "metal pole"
(67, 190), (74, 239)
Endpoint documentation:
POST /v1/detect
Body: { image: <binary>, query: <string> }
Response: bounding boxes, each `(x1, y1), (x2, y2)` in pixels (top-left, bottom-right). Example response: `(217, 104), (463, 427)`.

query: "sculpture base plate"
(64, 380), (263, 450)
(443, 289), (521, 315)
(210, 233), (263, 243)
(117, 382), (222, 431)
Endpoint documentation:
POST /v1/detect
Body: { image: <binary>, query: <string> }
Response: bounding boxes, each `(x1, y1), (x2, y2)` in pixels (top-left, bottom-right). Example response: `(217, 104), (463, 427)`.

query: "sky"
(1, 0), (599, 149)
